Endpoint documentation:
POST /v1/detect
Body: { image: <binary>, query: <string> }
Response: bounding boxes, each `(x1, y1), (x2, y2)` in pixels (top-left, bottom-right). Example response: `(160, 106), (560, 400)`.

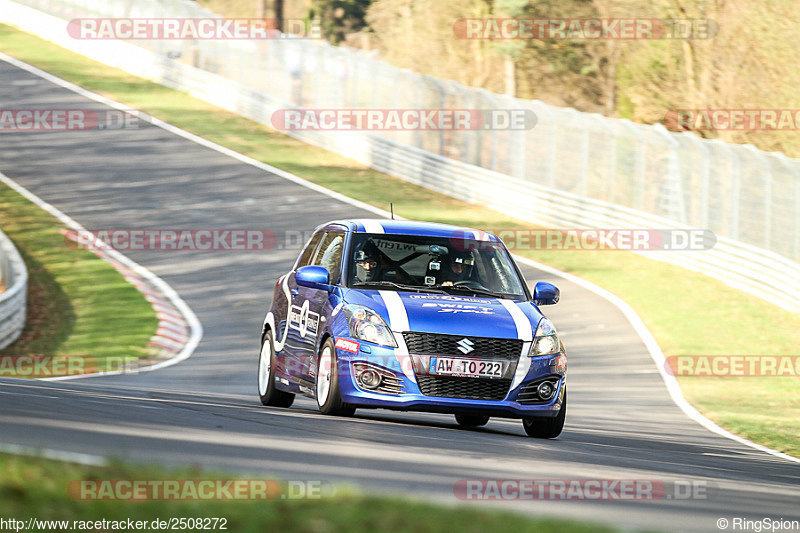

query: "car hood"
(342, 289), (542, 341)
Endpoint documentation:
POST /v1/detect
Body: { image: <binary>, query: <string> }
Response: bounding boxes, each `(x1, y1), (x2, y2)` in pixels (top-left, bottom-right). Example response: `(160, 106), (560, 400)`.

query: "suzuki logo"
(456, 338), (474, 354)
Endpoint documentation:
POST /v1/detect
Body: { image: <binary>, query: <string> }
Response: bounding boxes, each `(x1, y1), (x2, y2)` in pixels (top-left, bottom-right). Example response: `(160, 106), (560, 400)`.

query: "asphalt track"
(0, 57), (799, 532)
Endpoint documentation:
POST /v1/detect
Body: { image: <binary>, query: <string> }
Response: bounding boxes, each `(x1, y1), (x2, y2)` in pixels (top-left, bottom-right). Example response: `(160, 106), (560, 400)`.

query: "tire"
(522, 389), (566, 438)
(316, 337), (355, 416)
(454, 414), (490, 427)
(257, 330), (295, 408)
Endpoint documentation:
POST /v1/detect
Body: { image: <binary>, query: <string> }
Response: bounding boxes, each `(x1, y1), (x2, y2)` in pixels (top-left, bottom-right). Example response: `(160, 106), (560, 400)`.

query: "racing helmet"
(448, 249), (475, 279)
(354, 242), (381, 282)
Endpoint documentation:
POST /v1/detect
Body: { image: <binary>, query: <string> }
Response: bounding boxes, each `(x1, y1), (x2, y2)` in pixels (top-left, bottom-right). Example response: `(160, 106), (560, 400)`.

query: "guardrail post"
(628, 122), (645, 210)
(796, 169), (800, 260)
(654, 123), (685, 223)
(507, 95), (526, 179)
(606, 120), (617, 202)
(539, 103), (557, 187)
(743, 145), (773, 247)
(778, 153), (800, 260)
(577, 111), (589, 196)
(698, 137), (711, 229)
(483, 90), (499, 172)
(436, 78), (446, 156)
(728, 145), (741, 240)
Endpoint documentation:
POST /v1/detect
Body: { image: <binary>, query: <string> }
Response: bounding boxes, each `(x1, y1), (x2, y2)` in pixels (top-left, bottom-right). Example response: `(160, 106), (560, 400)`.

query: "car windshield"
(347, 233), (527, 299)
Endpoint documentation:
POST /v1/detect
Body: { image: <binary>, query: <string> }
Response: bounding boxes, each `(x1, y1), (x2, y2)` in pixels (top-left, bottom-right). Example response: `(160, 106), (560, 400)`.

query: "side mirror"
(533, 281), (559, 305)
(295, 265), (332, 291)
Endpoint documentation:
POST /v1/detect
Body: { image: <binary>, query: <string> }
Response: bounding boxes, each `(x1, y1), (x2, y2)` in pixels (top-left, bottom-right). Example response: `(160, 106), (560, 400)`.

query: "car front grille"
(402, 332), (523, 359)
(416, 376), (511, 401)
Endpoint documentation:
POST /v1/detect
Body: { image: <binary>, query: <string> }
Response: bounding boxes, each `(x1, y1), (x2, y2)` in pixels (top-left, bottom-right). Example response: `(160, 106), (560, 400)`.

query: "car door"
(298, 229), (345, 383)
(278, 230), (324, 381)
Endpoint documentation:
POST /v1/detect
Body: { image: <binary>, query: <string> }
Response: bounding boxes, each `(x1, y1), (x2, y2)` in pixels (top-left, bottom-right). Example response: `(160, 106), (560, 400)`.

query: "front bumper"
(335, 339), (566, 419)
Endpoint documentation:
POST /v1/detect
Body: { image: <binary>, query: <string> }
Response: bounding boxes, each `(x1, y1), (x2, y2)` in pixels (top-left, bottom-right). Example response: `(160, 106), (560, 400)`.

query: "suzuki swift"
(258, 219), (567, 438)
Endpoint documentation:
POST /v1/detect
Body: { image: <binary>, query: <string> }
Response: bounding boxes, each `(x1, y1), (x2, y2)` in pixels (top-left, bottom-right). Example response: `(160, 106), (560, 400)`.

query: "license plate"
(429, 357), (505, 378)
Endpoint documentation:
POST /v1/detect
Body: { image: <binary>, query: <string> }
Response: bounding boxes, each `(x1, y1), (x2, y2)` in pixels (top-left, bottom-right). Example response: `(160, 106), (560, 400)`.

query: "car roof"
(321, 219), (501, 242)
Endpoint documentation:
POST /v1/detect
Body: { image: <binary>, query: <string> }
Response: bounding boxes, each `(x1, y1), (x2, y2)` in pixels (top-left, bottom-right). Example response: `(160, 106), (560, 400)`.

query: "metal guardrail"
(1, 0), (798, 311)
(0, 227), (28, 350)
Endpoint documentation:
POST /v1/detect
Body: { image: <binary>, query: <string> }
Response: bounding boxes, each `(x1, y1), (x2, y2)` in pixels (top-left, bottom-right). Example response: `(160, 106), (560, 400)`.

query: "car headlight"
(344, 305), (397, 348)
(530, 318), (562, 356)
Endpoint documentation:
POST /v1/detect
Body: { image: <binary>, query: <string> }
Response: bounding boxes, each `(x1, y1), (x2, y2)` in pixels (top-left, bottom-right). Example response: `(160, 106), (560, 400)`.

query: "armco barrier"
(0, 227), (27, 350)
(0, 0), (797, 311)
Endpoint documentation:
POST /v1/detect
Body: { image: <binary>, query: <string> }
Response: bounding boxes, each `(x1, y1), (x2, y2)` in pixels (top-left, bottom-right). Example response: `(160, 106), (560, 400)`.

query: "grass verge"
(0, 452), (615, 533)
(0, 23), (798, 455)
(0, 178), (158, 372)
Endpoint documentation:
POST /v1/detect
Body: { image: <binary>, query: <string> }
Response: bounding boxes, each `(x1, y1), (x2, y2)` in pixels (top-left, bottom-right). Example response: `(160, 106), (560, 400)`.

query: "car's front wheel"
(454, 414), (490, 427)
(258, 330), (295, 408)
(316, 337), (355, 416)
(522, 389), (566, 438)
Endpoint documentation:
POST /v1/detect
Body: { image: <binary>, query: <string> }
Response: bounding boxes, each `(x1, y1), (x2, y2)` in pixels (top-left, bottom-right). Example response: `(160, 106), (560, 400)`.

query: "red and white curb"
(61, 229), (191, 365)
(0, 170), (202, 381)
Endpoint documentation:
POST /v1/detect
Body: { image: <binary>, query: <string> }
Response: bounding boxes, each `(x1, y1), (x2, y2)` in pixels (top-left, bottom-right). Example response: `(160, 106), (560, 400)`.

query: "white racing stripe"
(498, 299), (533, 341)
(510, 341), (532, 390)
(472, 229), (492, 241)
(359, 220), (385, 233)
(376, 291), (414, 381)
(378, 291), (409, 332)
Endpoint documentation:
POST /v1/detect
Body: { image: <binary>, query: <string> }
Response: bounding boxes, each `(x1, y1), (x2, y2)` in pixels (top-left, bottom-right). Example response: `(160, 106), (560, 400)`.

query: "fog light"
(357, 368), (382, 390)
(536, 381), (557, 400)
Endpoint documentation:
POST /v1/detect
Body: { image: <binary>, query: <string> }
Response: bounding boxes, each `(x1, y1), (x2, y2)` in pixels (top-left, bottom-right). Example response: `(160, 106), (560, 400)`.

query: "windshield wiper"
(431, 284), (507, 299)
(352, 281), (448, 294)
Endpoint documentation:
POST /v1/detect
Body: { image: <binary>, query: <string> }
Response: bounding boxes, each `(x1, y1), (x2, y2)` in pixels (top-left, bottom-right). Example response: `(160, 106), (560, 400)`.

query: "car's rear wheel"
(522, 389), (566, 438)
(454, 414), (490, 427)
(316, 337), (355, 416)
(258, 330), (295, 407)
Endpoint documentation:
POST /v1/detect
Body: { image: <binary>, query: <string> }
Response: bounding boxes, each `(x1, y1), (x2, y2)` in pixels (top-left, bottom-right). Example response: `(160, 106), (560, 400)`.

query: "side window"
(312, 231), (345, 284)
(297, 231), (324, 268)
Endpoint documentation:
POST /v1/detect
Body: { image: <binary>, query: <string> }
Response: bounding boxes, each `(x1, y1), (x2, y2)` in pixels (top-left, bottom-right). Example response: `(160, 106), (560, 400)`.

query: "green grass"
(0, 452), (615, 533)
(0, 181), (158, 372)
(0, 23), (798, 454)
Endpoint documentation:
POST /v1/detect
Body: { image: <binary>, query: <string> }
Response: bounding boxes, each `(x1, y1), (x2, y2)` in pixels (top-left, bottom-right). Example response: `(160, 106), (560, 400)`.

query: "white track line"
(0, 169), (203, 378)
(515, 256), (800, 465)
(1, 52), (796, 464)
(0, 51), (393, 220)
(0, 442), (107, 466)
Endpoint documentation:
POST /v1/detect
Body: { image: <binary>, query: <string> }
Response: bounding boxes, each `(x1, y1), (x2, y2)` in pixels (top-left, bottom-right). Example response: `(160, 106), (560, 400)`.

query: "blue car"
(258, 219), (567, 438)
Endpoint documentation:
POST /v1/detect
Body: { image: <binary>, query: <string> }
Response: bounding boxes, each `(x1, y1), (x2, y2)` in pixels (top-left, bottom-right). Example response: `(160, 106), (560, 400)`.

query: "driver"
(353, 243), (381, 283)
(440, 250), (475, 286)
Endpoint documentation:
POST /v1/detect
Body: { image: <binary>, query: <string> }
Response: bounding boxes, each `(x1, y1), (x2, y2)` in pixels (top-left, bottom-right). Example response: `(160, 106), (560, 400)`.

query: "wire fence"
(4, 0), (799, 311)
(16, 0), (800, 263)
